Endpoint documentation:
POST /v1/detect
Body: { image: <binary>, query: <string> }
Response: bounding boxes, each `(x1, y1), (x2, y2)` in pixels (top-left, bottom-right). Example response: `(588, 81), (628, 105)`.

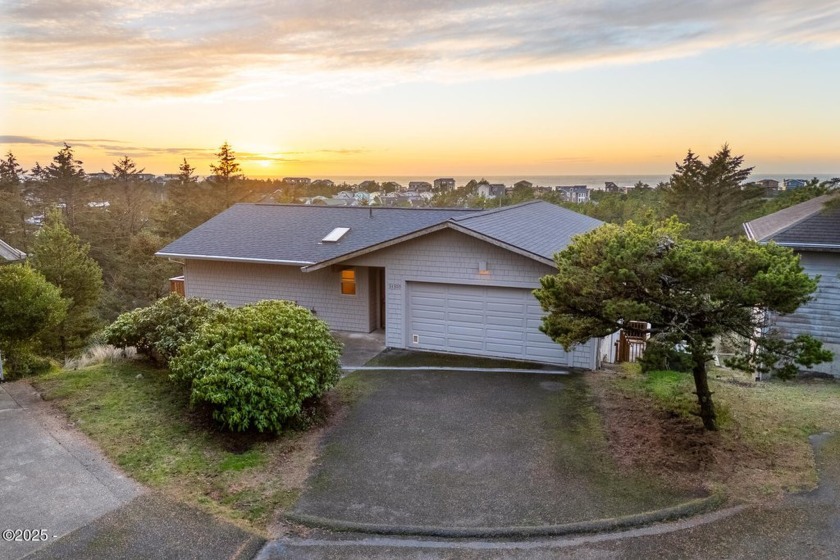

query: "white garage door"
(407, 282), (574, 365)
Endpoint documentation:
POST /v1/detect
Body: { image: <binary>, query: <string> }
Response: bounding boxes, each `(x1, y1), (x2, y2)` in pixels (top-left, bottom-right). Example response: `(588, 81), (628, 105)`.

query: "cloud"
(3, 0), (839, 103)
(0, 135), (367, 165)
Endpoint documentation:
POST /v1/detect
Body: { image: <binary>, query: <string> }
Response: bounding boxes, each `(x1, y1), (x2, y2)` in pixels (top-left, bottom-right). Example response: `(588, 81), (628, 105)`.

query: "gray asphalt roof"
(0, 239), (26, 262)
(451, 201), (603, 261)
(744, 194), (840, 250)
(156, 200), (603, 266)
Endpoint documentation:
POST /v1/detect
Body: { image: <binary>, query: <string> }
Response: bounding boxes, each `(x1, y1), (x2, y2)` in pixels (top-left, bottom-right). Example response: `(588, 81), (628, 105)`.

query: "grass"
(605, 364), (840, 501)
(33, 360), (350, 533)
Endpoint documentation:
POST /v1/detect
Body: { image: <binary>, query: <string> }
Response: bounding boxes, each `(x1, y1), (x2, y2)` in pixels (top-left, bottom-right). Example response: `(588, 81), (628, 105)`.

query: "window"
(340, 268), (356, 295)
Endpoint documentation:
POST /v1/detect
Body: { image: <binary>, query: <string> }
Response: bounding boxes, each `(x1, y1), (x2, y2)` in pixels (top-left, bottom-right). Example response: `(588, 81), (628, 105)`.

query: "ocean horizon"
(244, 173), (839, 189)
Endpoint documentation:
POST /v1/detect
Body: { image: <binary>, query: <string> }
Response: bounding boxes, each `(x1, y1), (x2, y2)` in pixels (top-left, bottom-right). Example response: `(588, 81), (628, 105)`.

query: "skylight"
(322, 227), (350, 243)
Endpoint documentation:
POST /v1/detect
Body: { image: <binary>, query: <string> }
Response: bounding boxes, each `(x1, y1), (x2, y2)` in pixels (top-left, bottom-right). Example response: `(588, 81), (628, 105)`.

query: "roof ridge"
(748, 194), (835, 241)
(451, 199), (543, 222)
(247, 202), (475, 212)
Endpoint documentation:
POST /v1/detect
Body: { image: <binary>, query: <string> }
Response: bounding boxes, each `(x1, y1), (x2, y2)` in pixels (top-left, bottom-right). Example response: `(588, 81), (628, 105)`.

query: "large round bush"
(169, 300), (342, 433)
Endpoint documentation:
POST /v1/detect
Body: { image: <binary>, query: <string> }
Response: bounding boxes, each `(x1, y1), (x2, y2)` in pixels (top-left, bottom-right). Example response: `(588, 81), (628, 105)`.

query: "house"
(756, 179), (780, 191)
(477, 184), (506, 198)
(784, 179), (808, 190)
(604, 182), (621, 193)
(311, 179), (335, 188)
(514, 180), (533, 190)
(556, 185), (591, 203)
(283, 177), (311, 186)
(408, 181), (433, 192)
(358, 180), (379, 191)
(157, 200), (609, 368)
(86, 172), (112, 182)
(744, 194), (840, 376)
(433, 178), (456, 191)
(0, 239), (26, 264)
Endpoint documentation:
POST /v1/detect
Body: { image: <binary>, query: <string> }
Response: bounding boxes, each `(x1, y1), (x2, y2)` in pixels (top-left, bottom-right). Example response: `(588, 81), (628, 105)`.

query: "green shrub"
(639, 340), (693, 373)
(1, 343), (58, 379)
(103, 294), (224, 366)
(170, 300), (343, 433)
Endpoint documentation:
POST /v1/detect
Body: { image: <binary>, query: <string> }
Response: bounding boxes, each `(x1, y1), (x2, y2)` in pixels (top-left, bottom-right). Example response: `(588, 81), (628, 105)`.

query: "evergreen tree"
(30, 143), (88, 228)
(210, 141), (243, 207)
(30, 209), (103, 356)
(535, 219), (831, 430)
(108, 155), (152, 236)
(662, 144), (761, 239)
(0, 151), (29, 250)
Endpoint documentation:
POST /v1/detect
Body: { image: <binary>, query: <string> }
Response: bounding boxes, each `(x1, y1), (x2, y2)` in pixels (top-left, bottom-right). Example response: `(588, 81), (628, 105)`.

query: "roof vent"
(322, 227), (350, 243)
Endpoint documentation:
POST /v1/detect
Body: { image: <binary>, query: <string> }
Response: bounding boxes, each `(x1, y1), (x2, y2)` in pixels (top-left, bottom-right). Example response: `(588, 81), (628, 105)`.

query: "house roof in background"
(0, 239), (26, 263)
(744, 194), (840, 250)
(156, 201), (604, 268)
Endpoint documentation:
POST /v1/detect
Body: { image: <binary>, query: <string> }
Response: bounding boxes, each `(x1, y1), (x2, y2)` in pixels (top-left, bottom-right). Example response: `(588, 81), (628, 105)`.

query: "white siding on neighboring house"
(184, 260), (373, 332)
(770, 251), (840, 376)
(346, 228), (599, 368)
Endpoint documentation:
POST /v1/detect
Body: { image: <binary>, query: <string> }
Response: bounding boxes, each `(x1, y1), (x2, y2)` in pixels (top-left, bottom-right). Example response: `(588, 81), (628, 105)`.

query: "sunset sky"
(2, 1), (839, 178)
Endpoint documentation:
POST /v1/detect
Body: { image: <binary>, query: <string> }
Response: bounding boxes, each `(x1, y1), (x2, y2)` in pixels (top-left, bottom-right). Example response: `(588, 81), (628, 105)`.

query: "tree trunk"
(691, 351), (717, 431)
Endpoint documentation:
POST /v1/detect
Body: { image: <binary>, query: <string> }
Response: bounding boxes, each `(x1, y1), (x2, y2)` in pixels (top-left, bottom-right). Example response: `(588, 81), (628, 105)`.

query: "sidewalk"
(0, 381), (142, 560)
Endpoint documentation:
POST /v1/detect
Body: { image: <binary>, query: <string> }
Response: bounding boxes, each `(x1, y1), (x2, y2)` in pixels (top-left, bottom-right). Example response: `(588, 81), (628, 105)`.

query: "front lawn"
(33, 360), (352, 534)
(591, 365), (840, 503)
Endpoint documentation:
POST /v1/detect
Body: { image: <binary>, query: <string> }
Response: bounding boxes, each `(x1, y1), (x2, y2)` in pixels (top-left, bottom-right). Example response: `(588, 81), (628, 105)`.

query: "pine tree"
(30, 143), (88, 228)
(662, 144), (761, 239)
(0, 151), (29, 250)
(210, 141), (243, 207)
(30, 209), (103, 356)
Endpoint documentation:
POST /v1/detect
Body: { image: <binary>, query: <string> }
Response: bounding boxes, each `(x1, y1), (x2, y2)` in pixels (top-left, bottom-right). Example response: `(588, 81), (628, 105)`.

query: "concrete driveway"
(291, 368), (696, 531)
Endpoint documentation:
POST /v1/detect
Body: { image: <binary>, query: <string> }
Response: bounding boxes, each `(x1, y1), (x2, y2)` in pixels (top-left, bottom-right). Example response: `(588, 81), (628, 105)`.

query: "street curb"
(285, 493), (726, 538)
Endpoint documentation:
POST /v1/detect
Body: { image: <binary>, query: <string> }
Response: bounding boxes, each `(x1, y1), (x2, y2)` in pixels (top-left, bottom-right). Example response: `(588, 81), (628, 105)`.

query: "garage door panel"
(412, 309), (446, 321)
(447, 324), (485, 338)
(407, 282), (575, 365)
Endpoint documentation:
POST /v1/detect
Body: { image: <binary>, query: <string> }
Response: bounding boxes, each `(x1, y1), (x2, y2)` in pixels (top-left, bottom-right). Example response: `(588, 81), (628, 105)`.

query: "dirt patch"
(587, 371), (804, 503)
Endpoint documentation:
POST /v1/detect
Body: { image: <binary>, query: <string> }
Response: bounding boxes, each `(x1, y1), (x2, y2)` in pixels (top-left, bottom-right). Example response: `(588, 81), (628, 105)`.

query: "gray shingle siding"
(184, 260), (374, 332)
(769, 252), (840, 375)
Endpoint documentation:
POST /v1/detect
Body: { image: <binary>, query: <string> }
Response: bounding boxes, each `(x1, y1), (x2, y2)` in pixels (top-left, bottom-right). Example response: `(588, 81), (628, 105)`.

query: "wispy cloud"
(0, 135), (367, 165)
(3, 0), (839, 105)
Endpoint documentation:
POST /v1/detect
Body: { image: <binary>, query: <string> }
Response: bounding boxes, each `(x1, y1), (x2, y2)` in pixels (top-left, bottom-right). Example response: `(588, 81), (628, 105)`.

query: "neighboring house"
(757, 179), (780, 191)
(556, 185), (591, 203)
(514, 180), (533, 190)
(784, 179), (808, 190)
(0, 239), (26, 264)
(283, 177), (311, 186)
(157, 201), (609, 368)
(311, 179), (335, 188)
(744, 194), (840, 376)
(86, 172), (112, 182)
(477, 184), (506, 198)
(604, 181), (621, 193)
(408, 181), (433, 192)
(434, 178), (456, 191)
(358, 180), (379, 191)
